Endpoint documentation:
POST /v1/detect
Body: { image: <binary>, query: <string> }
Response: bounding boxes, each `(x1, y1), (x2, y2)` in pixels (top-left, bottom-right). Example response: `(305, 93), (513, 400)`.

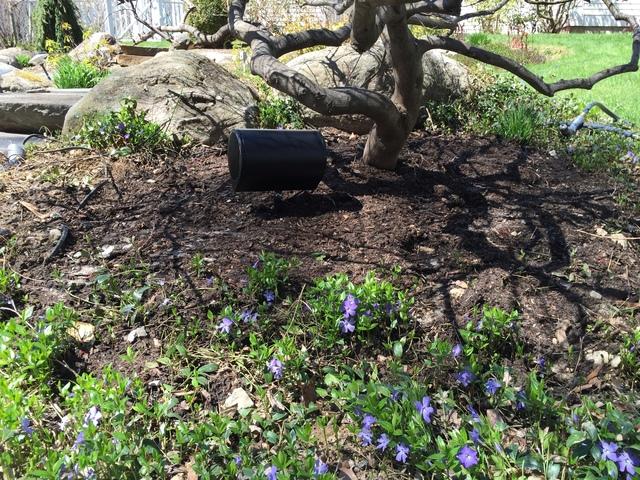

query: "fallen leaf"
(221, 388), (254, 416)
(126, 326), (147, 343)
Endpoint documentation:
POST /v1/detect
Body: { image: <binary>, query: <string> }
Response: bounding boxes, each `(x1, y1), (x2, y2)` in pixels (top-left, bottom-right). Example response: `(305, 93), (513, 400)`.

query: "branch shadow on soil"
(322, 137), (631, 344)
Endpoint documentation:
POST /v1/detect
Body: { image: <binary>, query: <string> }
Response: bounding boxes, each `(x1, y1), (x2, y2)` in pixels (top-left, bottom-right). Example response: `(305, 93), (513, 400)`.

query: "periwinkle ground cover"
(0, 253), (639, 479)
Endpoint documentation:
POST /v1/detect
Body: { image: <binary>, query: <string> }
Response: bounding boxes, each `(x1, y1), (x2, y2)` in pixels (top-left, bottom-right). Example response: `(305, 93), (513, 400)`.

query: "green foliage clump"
(257, 85), (305, 129)
(14, 53), (31, 69)
(493, 104), (543, 143)
(0, 267), (19, 295)
(32, 0), (83, 51)
(52, 55), (109, 89)
(425, 75), (576, 146)
(305, 271), (413, 355)
(75, 98), (171, 155)
(186, 0), (229, 34)
(466, 32), (491, 46)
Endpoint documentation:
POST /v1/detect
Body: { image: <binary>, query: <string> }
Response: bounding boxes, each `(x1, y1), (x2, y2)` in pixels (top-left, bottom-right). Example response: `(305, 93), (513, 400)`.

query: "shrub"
(494, 104), (543, 143)
(257, 83), (304, 129)
(186, 0), (228, 34)
(52, 56), (109, 89)
(75, 98), (172, 154)
(32, 0), (83, 51)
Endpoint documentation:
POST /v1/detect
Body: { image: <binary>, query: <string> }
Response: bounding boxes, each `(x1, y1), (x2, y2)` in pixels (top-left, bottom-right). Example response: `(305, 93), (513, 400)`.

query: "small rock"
(99, 245), (115, 259)
(67, 321), (95, 344)
(0, 227), (11, 244)
(48, 228), (62, 243)
(589, 290), (603, 300)
(610, 355), (622, 368)
(126, 326), (148, 343)
(585, 350), (610, 366)
(222, 388), (254, 415)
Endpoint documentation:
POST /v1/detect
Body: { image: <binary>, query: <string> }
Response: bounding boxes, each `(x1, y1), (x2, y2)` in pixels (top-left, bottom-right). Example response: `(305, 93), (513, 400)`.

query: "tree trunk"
(362, 6), (422, 170)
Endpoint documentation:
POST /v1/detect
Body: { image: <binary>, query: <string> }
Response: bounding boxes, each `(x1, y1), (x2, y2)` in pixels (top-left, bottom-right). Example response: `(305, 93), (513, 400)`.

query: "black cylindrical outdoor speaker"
(228, 129), (327, 192)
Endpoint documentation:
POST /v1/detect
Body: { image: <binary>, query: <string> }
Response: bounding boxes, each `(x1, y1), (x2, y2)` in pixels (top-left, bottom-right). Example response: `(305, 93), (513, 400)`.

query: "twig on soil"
(44, 224), (69, 264)
(18, 200), (49, 221)
(575, 228), (640, 240)
(77, 181), (108, 211)
(37, 146), (93, 154)
(103, 162), (123, 200)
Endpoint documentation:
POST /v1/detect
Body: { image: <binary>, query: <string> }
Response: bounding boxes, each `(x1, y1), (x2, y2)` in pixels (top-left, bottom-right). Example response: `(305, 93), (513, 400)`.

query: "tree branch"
(419, 26), (639, 96)
(407, 0), (507, 26)
(272, 25), (352, 57)
(302, 0), (354, 14)
(229, 0), (402, 129)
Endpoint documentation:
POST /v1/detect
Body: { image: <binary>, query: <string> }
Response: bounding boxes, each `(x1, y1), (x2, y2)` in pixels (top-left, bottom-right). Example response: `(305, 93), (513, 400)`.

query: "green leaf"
(393, 341), (403, 358)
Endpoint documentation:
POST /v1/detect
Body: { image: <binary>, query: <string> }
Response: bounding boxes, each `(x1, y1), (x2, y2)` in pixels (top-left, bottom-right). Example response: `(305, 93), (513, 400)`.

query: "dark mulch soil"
(1, 130), (638, 400)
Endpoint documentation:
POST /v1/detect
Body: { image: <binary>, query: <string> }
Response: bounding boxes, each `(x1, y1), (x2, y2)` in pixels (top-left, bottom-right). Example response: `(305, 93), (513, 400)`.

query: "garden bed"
(1, 130), (639, 478)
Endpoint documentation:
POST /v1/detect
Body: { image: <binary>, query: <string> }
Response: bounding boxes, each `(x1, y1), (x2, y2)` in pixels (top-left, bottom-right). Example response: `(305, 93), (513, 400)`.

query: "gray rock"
(0, 47), (33, 67)
(287, 43), (472, 133)
(0, 69), (52, 92)
(63, 51), (258, 145)
(0, 63), (17, 77)
(0, 90), (87, 133)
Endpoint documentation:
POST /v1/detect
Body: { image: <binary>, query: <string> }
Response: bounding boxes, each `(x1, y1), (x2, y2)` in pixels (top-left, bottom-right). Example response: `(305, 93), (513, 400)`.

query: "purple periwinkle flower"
(358, 427), (373, 446)
(265, 465), (278, 480)
(617, 451), (636, 475)
(468, 405), (480, 422)
(470, 429), (481, 444)
(240, 309), (258, 323)
(485, 378), (501, 396)
(414, 396), (435, 423)
(267, 357), (284, 379)
(342, 294), (359, 318)
(600, 440), (619, 462)
(73, 431), (85, 450)
(20, 417), (34, 436)
(457, 445), (479, 468)
(376, 433), (390, 451)
(85, 467), (96, 480)
(395, 443), (409, 463)
(457, 368), (476, 387)
(116, 122), (126, 133)
(83, 406), (102, 428)
(339, 317), (355, 334)
(534, 356), (546, 370)
(234, 455), (242, 465)
(217, 317), (233, 334)
(264, 290), (276, 304)
(391, 388), (401, 401)
(452, 343), (462, 358)
(313, 458), (329, 476)
(515, 390), (527, 411)
(362, 414), (377, 429)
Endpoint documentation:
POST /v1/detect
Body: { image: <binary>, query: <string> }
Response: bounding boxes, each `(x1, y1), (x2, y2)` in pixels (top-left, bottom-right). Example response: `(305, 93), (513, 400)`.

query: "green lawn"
(485, 33), (640, 126)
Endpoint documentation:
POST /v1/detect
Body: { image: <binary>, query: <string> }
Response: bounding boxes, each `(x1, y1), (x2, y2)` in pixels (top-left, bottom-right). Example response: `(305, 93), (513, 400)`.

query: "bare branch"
(524, 0), (575, 6)
(419, 27), (639, 95)
(272, 25), (352, 57)
(351, 1), (381, 52)
(116, 0), (172, 41)
(302, 0), (354, 14)
(407, 0), (507, 25)
(229, 0), (402, 129)
(158, 23), (232, 47)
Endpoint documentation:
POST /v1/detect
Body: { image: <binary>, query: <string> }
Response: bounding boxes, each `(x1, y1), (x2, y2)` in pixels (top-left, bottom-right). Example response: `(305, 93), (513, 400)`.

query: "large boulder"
(63, 51), (259, 145)
(287, 43), (472, 133)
